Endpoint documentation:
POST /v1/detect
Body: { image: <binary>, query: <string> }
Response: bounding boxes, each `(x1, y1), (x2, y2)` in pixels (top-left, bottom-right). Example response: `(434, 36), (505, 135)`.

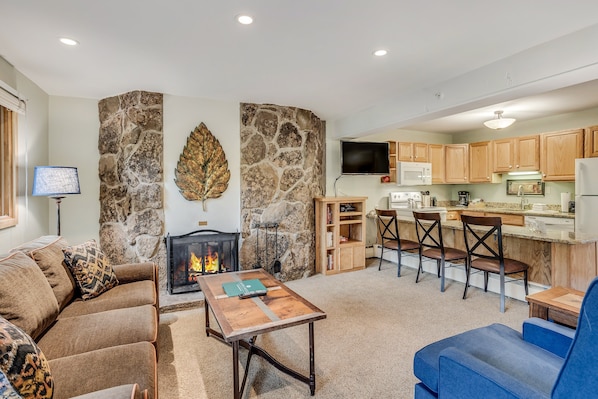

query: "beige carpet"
(158, 259), (529, 399)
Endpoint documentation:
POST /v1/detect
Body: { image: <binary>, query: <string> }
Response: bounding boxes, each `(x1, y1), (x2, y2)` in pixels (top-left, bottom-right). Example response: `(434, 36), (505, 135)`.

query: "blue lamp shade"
(32, 166), (81, 197)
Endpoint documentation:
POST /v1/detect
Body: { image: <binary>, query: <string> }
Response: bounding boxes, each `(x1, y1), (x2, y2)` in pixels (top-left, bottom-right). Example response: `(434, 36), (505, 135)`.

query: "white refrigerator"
(575, 158), (598, 235)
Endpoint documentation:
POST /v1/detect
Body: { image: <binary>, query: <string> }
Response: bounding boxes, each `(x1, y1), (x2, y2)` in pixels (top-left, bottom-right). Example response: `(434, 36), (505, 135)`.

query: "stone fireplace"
(98, 91), (166, 289)
(98, 93), (325, 293)
(239, 104), (325, 281)
(165, 230), (240, 294)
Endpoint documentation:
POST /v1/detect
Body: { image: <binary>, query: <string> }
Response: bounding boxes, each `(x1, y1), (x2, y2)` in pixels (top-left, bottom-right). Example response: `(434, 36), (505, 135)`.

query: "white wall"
(48, 97), (100, 244)
(163, 95), (240, 236)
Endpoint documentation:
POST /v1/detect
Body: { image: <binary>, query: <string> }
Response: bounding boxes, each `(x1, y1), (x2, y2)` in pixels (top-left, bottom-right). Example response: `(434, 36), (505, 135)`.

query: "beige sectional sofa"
(0, 236), (159, 399)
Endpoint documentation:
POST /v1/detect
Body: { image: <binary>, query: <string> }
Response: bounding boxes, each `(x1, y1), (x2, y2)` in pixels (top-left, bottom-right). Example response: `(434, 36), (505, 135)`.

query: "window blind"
(0, 80), (26, 115)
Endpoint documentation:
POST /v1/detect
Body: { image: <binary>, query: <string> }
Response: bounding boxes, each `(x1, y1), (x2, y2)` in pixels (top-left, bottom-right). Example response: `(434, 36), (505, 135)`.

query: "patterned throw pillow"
(62, 240), (118, 300)
(0, 317), (53, 399)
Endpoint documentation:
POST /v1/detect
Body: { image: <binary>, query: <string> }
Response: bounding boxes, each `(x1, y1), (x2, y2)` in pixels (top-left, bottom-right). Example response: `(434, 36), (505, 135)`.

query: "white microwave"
(397, 162), (432, 186)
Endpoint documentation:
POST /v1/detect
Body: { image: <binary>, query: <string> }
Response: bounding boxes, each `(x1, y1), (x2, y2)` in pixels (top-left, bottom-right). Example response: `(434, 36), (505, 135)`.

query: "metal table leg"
(233, 340), (240, 399)
(309, 322), (316, 395)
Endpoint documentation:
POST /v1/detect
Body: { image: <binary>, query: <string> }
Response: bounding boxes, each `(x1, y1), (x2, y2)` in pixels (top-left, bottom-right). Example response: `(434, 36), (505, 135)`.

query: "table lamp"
(32, 166), (81, 235)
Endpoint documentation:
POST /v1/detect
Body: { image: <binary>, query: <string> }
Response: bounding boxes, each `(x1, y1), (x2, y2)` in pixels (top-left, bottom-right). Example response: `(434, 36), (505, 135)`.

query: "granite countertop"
(445, 206), (575, 219)
(436, 219), (597, 245)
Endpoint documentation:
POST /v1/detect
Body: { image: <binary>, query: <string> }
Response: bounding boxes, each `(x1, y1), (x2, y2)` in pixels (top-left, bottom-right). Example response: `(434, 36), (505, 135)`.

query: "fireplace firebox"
(165, 229), (240, 294)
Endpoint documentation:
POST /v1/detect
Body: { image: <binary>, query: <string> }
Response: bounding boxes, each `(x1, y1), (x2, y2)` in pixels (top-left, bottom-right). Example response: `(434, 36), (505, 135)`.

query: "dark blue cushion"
(552, 277), (598, 398)
(414, 382), (436, 399)
(413, 323), (563, 395)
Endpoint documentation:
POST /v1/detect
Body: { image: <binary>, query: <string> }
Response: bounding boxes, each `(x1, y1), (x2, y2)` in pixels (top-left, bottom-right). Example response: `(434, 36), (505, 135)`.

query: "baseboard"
(374, 245), (547, 302)
(365, 245), (375, 259)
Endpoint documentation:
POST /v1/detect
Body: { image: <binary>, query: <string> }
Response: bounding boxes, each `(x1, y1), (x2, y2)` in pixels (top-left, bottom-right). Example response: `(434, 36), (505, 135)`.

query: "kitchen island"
(395, 212), (598, 293)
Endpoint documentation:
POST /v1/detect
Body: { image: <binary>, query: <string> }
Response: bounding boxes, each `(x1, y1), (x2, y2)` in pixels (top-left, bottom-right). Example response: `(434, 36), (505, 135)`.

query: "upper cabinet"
(385, 141), (398, 183)
(517, 135), (541, 170)
(585, 126), (598, 157)
(493, 135), (540, 173)
(540, 129), (584, 181)
(445, 144), (469, 184)
(428, 144), (445, 184)
(397, 142), (428, 162)
(470, 141), (498, 183)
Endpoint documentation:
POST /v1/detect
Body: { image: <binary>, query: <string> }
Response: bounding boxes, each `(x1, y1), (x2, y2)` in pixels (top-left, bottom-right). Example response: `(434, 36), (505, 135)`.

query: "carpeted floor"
(158, 259), (529, 398)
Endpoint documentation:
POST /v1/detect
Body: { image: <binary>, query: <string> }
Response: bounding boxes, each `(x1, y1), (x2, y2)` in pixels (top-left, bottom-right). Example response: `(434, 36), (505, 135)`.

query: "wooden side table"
(526, 286), (584, 329)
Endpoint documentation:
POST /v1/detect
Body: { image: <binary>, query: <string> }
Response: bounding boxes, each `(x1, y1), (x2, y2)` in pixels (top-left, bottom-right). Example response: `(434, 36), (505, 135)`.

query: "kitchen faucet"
(517, 185), (528, 210)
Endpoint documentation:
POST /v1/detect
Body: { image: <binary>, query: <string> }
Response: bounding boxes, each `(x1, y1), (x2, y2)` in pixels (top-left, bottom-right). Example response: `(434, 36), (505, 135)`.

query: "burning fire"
(190, 250), (220, 274)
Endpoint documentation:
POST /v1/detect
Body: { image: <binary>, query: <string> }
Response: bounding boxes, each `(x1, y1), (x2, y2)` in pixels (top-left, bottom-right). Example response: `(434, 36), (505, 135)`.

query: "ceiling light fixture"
(373, 49), (388, 57)
(483, 110), (516, 130)
(236, 15), (253, 25)
(59, 37), (79, 46)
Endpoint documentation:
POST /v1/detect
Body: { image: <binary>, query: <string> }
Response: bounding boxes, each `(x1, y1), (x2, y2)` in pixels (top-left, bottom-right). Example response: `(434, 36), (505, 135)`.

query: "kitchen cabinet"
(460, 210), (524, 226)
(470, 141), (500, 183)
(397, 142), (428, 162)
(385, 141), (398, 183)
(585, 125), (598, 158)
(540, 129), (584, 181)
(315, 197), (366, 275)
(445, 144), (469, 184)
(428, 144), (445, 184)
(518, 135), (541, 170)
(493, 135), (540, 173)
(445, 211), (461, 221)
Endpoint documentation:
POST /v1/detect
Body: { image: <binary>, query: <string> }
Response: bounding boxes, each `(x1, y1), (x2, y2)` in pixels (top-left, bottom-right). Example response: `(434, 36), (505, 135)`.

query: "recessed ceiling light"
(59, 37), (79, 46)
(373, 49), (388, 57)
(236, 15), (253, 25)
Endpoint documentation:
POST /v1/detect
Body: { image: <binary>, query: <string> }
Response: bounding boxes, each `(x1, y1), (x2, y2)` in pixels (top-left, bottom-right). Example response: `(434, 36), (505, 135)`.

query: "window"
(0, 104), (16, 229)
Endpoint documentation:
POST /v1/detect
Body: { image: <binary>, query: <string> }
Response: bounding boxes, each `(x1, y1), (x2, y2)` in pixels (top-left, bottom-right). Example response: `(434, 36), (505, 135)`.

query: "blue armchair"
(413, 277), (598, 398)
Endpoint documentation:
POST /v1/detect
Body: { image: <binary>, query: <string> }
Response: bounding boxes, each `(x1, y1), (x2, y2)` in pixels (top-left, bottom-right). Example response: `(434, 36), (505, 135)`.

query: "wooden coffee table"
(526, 286), (584, 328)
(197, 269), (326, 399)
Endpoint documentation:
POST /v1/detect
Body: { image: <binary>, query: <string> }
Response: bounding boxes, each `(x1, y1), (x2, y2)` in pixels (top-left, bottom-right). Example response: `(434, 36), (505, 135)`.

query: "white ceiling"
(2, 1), (598, 134)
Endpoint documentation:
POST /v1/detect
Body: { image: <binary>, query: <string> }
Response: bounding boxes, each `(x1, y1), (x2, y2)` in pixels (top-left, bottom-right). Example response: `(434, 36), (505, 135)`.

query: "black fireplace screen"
(165, 229), (240, 294)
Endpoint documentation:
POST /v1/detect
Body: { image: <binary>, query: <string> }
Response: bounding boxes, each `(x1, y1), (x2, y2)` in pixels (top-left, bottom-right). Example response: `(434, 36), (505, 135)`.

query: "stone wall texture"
(239, 103), (325, 281)
(98, 91), (166, 288)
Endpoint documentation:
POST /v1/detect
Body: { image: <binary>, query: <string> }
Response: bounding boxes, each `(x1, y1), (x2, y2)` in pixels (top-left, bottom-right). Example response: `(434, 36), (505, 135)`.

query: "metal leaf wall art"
(174, 122), (230, 211)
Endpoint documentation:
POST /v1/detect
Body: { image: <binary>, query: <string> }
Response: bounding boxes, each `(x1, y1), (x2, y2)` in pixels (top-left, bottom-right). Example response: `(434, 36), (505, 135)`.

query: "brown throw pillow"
(0, 316), (53, 399)
(0, 252), (59, 340)
(62, 240), (119, 300)
(11, 235), (76, 310)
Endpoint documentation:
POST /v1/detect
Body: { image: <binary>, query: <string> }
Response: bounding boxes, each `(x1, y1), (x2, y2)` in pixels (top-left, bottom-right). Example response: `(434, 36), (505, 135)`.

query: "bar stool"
(413, 211), (467, 292)
(376, 209), (420, 277)
(461, 214), (529, 313)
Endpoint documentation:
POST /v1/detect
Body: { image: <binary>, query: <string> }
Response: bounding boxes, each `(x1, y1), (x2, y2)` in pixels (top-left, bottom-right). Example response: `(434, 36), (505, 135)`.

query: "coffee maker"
(458, 191), (470, 207)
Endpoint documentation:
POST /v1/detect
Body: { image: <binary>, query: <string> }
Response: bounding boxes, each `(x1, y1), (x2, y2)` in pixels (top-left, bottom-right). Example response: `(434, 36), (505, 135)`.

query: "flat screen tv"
(340, 141), (390, 175)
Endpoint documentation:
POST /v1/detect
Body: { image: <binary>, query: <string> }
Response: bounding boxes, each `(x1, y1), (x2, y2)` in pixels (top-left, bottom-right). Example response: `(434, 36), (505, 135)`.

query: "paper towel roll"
(561, 192), (571, 212)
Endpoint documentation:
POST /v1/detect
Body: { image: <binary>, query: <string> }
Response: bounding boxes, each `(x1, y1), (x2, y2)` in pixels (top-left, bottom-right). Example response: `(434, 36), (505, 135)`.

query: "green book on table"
(222, 279), (267, 297)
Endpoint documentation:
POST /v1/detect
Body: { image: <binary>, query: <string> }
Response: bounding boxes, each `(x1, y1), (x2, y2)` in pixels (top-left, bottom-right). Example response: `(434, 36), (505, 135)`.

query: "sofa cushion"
(0, 252), (59, 340)
(0, 369), (24, 399)
(37, 305), (158, 360)
(63, 240), (118, 300)
(59, 280), (157, 319)
(48, 342), (156, 399)
(11, 235), (76, 310)
(0, 317), (53, 399)
(413, 323), (563, 396)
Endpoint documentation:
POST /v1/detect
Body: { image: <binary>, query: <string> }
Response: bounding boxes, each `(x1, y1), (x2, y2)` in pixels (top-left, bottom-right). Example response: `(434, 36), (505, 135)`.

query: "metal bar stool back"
(376, 209), (419, 277)
(413, 211), (467, 292)
(461, 214), (529, 312)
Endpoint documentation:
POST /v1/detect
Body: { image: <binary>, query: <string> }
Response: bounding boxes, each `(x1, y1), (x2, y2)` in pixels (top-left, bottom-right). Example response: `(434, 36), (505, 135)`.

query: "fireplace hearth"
(165, 229), (240, 294)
